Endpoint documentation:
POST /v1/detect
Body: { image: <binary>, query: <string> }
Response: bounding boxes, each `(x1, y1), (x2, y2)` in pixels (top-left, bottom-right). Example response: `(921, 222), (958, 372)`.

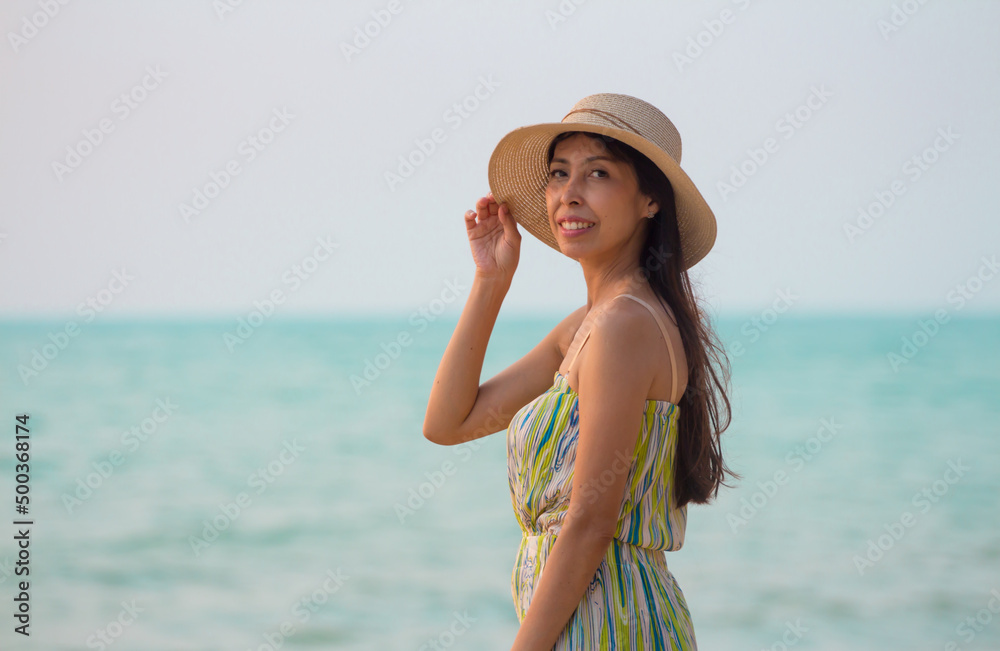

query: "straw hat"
(487, 93), (717, 271)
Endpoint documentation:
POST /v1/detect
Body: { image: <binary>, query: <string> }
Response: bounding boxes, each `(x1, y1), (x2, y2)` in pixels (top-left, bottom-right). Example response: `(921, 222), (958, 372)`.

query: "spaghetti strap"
(619, 294), (679, 404)
(564, 293), (681, 404)
(562, 321), (594, 376)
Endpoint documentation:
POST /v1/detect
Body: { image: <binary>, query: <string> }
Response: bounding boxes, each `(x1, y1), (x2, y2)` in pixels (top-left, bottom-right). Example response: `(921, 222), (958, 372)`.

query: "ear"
(643, 195), (659, 217)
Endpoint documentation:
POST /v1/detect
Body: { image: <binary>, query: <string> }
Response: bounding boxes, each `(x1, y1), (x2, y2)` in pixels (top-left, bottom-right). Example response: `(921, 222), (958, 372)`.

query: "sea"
(0, 313), (997, 651)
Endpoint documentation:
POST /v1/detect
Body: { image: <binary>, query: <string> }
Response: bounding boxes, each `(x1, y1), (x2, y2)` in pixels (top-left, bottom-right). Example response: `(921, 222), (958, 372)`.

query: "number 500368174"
(14, 414), (30, 516)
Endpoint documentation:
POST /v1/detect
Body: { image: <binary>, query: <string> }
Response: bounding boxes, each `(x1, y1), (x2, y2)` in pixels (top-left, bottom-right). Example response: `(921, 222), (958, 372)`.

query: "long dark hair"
(547, 130), (740, 508)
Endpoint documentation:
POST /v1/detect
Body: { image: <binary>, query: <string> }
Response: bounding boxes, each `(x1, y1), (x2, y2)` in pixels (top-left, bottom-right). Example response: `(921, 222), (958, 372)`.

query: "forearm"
(510, 524), (613, 651)
(422, 273), (510, 442)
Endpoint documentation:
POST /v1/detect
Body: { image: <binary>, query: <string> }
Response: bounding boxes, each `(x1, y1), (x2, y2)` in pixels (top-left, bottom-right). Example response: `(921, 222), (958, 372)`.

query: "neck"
(581, 260), (649, 313)
(579, 230), (650, 313)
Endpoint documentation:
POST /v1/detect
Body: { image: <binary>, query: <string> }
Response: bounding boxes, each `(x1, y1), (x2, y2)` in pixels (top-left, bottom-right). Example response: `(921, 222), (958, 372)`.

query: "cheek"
(603, 188), (632, 217)
(544, 189), (558, 214)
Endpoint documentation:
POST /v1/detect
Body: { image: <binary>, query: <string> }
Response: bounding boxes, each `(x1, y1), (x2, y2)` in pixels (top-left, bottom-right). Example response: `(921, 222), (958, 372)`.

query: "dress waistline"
(520, 531), (671, 572)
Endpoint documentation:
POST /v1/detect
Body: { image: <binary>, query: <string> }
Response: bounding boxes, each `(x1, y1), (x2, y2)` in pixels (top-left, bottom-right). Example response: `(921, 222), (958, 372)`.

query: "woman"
(423, 93), (738, 650)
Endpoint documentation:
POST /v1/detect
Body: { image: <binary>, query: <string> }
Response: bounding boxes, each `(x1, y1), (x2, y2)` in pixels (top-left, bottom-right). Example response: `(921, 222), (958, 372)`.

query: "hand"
(465, 191), (520, 282)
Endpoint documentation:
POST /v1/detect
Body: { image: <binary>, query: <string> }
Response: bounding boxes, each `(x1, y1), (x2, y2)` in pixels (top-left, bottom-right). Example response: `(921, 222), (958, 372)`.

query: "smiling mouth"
(560, 221), (595, 231)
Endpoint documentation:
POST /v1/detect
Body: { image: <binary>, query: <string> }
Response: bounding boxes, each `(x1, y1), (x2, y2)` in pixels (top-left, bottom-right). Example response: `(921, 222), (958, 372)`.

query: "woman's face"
(545, 133), (657, 256)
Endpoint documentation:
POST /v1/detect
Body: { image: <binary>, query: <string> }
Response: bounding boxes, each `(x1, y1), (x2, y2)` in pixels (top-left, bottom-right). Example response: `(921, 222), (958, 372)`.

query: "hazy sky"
(2, 0), (998, 318)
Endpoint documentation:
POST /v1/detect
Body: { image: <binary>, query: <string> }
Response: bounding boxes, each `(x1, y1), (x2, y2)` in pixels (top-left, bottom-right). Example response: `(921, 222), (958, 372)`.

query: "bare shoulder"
(574, 300), (660, 404)
(594, 297), (665, 353)
(579, 294), (686, 402)
(581, 298), (661, 369)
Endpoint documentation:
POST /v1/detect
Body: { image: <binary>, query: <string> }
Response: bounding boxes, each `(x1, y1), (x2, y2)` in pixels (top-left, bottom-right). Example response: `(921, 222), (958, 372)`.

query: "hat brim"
(487, 122), (717, 271)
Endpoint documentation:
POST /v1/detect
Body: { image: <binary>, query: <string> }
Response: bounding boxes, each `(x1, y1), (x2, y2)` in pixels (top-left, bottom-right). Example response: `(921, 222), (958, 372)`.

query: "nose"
(558, 170), (585, 208)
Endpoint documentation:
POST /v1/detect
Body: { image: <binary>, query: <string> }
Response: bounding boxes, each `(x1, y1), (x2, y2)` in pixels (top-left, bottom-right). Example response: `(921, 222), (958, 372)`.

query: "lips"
(558, 219), (596, 237)
(557, 215), (594, 225)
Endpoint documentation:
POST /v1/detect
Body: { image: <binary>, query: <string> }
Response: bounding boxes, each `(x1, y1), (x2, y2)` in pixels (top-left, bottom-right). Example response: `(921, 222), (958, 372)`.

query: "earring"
(647, 212), (656, 219)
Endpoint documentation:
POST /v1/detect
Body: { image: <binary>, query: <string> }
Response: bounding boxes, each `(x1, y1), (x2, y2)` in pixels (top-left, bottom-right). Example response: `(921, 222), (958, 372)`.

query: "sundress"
(506, 292), (697, 650)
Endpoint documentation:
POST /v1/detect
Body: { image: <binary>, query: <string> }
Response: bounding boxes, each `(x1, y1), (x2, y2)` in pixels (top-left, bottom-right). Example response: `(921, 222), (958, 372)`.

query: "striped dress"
(506, 293), (697, 650)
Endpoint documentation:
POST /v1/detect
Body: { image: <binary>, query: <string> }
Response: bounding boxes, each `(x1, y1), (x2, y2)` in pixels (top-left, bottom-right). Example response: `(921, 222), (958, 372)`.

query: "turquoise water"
(0, 314), (998, 650)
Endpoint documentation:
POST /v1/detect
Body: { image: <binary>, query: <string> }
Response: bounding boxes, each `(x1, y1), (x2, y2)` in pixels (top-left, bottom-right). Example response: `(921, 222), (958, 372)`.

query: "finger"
(478, 192), (498, 218)
(476, 196), (491, 222)
(500, 204), (519, 236)
(497, 203), (517, 233)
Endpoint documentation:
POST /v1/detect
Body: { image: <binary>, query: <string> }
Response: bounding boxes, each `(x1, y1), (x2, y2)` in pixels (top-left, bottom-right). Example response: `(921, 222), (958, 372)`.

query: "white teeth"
(563, 221), (594, 230)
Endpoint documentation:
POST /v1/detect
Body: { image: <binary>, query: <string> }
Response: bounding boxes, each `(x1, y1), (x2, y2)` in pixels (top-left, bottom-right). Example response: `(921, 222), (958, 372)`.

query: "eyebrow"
(549, 155), (615, 165)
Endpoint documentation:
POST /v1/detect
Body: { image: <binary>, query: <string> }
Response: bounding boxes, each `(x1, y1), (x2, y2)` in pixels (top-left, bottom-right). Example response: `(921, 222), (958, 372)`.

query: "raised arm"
(421, 272), (510, 445)
(422, 192), (522, 445)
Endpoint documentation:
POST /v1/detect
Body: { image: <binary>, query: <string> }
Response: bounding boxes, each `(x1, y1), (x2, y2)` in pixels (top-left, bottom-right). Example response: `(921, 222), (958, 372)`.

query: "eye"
(547, 168), (607, 178)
